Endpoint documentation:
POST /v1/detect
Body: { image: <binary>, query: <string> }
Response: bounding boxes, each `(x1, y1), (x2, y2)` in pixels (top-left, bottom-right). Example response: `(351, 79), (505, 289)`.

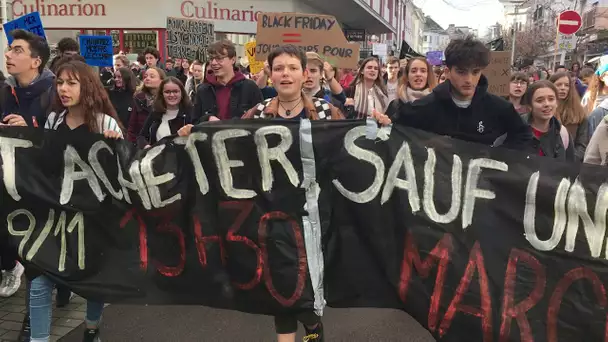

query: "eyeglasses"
(511, 81), (527, 86)
(163, 90), (181, 95)
(4, 46), (27, 56)
(208, 55), (228, 62)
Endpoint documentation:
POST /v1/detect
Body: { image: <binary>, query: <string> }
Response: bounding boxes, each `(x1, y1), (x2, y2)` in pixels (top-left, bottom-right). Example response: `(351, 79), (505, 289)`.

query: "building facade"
(421, 16), (448, 54)
(579, 0), (608, 62)
(411, 5), (425, 54)
(500, 1), (528, 34)
(2, 0), (398, 61)
(446, 24), (477, 40)
(526, 0), (577, 67)
(484, 23), (503, 41)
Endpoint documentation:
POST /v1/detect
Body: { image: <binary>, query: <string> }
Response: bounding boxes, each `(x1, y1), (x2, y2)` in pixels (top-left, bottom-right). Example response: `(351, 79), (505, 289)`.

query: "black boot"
(83, 328), (101, 342)
(17, 315), (30, 342)
(303, 322), (324, 342)
(56, 285), (72, 308)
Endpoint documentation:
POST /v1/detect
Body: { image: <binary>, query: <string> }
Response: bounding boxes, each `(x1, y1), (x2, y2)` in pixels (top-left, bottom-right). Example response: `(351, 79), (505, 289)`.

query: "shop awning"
(304, 0), (394, 34)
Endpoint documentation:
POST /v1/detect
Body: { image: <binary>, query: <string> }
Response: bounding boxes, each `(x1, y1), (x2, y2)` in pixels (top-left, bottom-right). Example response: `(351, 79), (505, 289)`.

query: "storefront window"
(123, 31), (158, 54)
(45, 30), (80, 49)
(110, 30), (120, 54)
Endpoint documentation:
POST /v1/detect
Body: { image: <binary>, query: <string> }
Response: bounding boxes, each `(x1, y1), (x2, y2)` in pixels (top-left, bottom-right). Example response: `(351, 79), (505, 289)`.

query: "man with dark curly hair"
(48, 37), (79, 72)
(379, 35), (532, 149)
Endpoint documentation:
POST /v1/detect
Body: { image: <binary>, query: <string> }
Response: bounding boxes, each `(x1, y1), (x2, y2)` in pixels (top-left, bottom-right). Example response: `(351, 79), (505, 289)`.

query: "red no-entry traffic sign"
(558, 10), (582, 35)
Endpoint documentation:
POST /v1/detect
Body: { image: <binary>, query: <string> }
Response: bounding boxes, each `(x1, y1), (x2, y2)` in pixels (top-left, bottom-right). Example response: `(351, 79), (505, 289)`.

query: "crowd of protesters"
(1, 26), (608, 342)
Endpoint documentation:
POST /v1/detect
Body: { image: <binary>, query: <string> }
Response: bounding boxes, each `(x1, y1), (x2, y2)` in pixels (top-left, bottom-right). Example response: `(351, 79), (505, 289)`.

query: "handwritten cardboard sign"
(4, 12), (46, 44)
(245, 40), (265, 75)
(255, 12), (360, 68)
(485, 51), (511, 96)
(79, 35), (113, 67)
(166, 17), (214, 61)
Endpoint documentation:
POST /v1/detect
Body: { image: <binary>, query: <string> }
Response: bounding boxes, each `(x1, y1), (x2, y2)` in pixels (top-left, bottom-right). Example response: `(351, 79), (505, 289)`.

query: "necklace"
(279, 97), (302, 116)
(278, 96), (300, 103)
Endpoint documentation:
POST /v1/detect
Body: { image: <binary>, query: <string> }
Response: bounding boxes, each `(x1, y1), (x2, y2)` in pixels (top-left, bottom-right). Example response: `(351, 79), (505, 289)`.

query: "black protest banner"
(1, 121), (607, 341)
(166, 17), (214, 61)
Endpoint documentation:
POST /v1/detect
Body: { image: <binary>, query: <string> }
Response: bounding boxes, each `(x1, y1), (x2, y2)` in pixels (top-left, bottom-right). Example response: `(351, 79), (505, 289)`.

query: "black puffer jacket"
(107, 88), (135, 129)
(137, 106), (192, 147)
(521, 113), (575, 161)
(391, 75), (533, 150)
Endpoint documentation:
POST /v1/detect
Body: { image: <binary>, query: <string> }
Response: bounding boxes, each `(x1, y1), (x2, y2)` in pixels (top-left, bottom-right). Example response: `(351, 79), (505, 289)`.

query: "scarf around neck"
(401, 87), (430, 102)
(353, 83), (388, 119)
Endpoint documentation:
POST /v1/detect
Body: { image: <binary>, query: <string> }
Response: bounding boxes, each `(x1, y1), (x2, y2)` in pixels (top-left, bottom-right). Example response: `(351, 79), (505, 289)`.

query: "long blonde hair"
(584, 73), (605, 113)
(137, 67), (167, 96)
(549, 72), (587, 126)
(397, 57), (437, 101)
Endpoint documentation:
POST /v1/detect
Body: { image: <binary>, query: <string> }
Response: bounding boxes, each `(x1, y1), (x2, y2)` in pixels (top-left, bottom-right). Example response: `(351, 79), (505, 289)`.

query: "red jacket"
(128, 91), (153, 142)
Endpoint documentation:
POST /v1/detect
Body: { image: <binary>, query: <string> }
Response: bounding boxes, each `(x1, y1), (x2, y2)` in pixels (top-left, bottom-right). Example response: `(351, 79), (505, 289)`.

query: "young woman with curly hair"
(34, 61), (123, 342)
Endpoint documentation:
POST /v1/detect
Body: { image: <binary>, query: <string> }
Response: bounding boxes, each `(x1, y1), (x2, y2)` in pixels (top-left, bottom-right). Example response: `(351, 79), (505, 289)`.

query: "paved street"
(0, 283), (86, 342)
(61, 305), (436, 341)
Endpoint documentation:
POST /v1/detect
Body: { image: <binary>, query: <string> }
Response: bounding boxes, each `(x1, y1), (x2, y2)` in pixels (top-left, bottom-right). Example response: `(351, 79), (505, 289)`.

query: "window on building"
(122, 31), (158, 54)
(583, 4), (597, 28)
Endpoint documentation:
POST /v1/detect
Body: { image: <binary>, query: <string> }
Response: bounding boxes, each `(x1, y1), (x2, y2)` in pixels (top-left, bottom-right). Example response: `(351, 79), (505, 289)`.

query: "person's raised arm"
(256, 62), (270, 89)
(323, 62), (344, 96)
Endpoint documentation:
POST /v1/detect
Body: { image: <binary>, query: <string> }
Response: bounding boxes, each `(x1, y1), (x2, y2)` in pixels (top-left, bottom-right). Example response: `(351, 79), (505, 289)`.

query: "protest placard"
(485, 51), (511, 96)
(4, 12), (46, 44)
(255, 12), (360, 68)
(245, 40), (265, 75)
(166, 17), (214, 61)
(426, 51), (443, 66)
(78, 35), (113, 67)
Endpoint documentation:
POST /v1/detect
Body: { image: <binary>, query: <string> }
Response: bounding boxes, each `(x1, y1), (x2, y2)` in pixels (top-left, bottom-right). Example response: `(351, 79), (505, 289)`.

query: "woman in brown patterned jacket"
(177, 46), (343, 342)
(243, 45), (343, 342)
(242, 45), (344, 121)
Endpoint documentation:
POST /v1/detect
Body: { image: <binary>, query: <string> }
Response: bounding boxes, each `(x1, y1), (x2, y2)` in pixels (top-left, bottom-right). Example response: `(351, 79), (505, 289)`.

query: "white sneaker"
(0, 262), (24, 297)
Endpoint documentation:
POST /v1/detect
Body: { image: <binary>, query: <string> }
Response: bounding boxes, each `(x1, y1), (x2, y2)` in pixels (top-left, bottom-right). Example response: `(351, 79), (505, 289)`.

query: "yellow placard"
(245, 40), (265, 75)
